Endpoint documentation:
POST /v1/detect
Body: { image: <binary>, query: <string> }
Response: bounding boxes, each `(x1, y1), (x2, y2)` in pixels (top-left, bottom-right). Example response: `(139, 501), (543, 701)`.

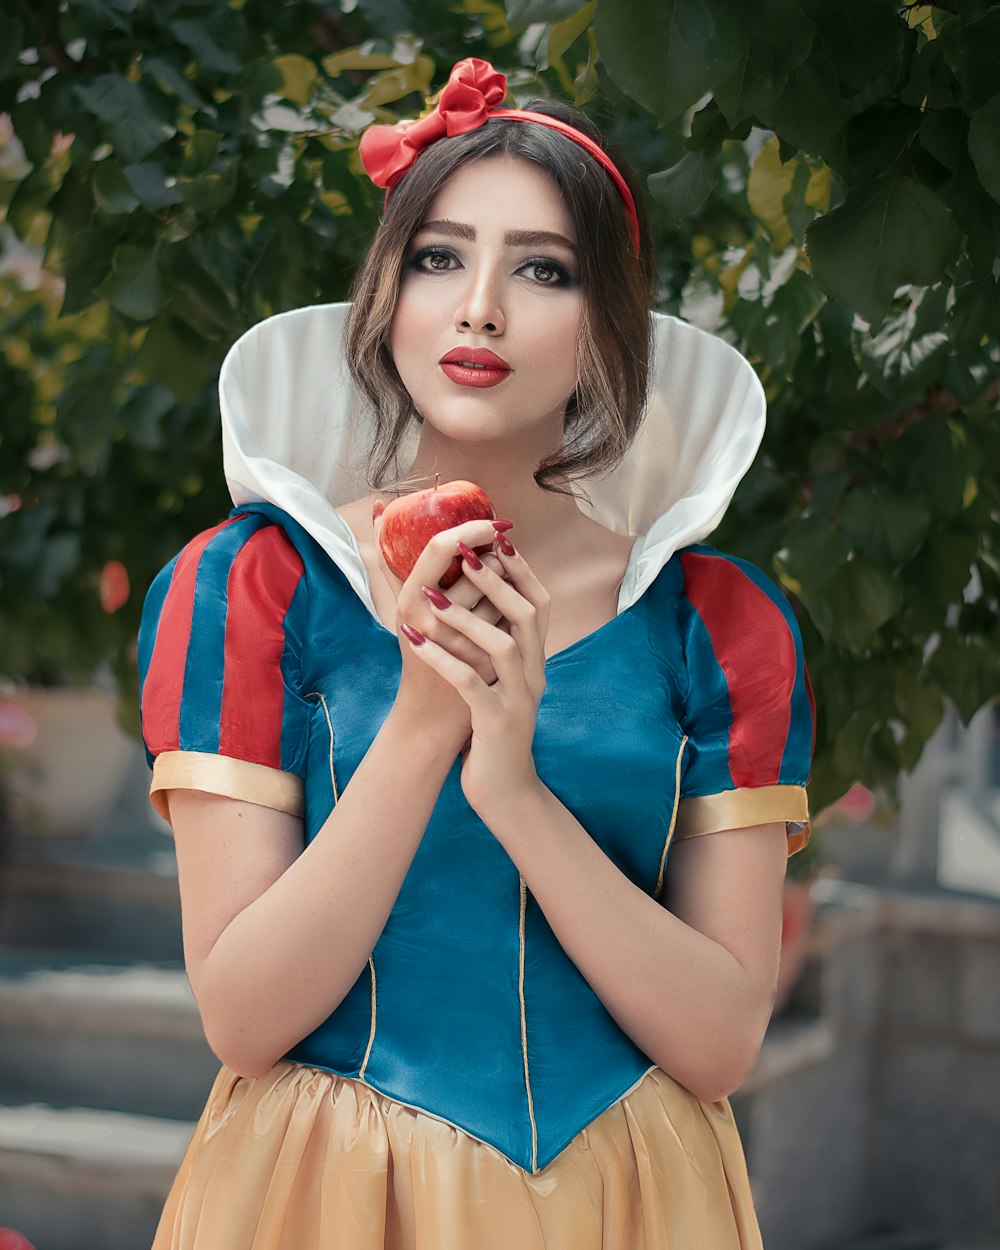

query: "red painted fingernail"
(457, 541), (483, 570)
(421, 584), (452, 610)
(399, 623), (425, 646)
(491, 519), (514, 533)
(497, 533), (515, 557)
(372, 500), (386, 523)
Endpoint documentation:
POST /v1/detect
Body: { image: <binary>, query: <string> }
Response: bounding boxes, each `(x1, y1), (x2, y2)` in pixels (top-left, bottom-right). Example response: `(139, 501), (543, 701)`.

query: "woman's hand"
(375, 513), (510, 755)
(398, 534), (550, 814)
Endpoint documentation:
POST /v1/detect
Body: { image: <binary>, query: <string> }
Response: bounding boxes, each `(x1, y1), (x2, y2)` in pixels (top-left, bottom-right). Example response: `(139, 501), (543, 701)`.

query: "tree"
(0, 0), (996, 815)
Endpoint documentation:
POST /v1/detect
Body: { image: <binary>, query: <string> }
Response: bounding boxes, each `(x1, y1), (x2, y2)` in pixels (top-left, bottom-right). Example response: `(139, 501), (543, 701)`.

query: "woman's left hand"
(399, 534), (550, 815)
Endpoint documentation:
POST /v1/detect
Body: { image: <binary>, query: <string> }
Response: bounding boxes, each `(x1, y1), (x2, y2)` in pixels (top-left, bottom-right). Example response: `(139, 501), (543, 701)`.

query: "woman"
(139, 58), (814, 1249)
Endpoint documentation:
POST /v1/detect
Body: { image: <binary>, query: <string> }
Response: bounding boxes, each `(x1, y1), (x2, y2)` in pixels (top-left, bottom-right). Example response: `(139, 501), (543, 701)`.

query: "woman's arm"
(475, 785), (788, 1103)
(169, 704), (460, 1080)
(404, 540), (789, 1102)
(163, 515), (507, 1080)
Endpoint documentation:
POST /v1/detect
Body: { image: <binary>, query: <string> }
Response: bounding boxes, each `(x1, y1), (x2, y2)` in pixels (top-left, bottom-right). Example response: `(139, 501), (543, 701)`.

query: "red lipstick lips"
(439, 347), (511, 389)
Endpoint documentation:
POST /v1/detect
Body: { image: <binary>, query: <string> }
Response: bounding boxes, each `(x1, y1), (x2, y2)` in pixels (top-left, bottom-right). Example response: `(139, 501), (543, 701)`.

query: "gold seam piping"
(654, 734), (688, 900)
(306, 692), (374, 1074)
(306, 690), (339, 803)
(518, 875), (539, 1174)
(360, 955), (377, 1079)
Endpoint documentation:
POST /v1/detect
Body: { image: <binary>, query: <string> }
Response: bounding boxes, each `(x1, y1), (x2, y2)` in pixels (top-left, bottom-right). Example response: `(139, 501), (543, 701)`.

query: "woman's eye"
(520, 259), (574, 286)
(410, 247), (457, 273)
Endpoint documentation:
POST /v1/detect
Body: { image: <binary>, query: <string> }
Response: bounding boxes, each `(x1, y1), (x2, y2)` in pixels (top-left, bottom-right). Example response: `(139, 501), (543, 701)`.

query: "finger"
(419, 588), (529, 697)
(401, 626), (492, 712)
(445, 554), (504, 615)
(410, 519), (502, 588)
(453, 543), (547, 678)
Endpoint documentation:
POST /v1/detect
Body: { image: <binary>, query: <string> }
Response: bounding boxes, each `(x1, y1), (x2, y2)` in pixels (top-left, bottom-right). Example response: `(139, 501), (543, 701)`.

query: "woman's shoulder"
(674, 543), (798, 629)
(149, 505), (328, 598)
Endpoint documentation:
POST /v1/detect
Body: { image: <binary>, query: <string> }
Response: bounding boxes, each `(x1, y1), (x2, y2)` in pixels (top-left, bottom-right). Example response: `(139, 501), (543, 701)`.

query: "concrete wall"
(741, 878), (1000, 1250)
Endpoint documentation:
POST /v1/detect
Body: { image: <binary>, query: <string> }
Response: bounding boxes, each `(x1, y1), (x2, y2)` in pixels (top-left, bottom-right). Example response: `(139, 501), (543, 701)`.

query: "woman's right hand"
(374, 515), (508, 752)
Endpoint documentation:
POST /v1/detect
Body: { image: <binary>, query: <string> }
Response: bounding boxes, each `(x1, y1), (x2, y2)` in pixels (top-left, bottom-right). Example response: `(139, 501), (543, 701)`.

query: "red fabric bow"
(359, 59), (507, 190)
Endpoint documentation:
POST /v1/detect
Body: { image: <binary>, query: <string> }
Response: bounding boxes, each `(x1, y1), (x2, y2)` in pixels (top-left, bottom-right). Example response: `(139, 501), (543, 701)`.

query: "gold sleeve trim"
(150, 751), (305, 825)
(676, 785), (810, 856)
(654, 735), (688, 900)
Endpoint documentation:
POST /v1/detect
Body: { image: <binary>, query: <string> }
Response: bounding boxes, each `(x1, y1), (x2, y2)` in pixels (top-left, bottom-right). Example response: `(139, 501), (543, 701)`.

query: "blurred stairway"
(0, 744), (217, 1250)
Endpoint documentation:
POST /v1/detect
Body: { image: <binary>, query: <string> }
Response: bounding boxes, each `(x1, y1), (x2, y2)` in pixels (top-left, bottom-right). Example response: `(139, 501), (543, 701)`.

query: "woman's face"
(389, 154), (584, 448)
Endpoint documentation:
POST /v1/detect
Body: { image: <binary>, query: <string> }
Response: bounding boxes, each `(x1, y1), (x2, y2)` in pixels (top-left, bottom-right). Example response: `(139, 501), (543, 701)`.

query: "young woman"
(139, 58), (814, 1249)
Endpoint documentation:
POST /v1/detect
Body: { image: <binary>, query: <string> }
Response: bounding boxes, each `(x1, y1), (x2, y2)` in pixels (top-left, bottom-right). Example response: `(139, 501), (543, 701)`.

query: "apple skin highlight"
(377, 479), (496, 588)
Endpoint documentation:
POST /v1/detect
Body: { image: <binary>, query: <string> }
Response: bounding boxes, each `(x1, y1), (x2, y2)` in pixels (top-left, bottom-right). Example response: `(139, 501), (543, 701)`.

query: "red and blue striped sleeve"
(676, 546), (815, 856)
(137, 512), (311, 825)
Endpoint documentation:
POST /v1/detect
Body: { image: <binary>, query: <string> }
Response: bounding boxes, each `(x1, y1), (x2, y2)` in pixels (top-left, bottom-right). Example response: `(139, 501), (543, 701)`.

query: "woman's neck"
(403, 440), (593, 570)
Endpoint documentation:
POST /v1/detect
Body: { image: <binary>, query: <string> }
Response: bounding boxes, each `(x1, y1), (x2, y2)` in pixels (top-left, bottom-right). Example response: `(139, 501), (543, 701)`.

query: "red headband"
(358, 58), (641, 256)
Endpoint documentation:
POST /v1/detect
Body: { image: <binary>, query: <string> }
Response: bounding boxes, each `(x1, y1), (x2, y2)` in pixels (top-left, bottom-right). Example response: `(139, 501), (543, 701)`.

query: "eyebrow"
(417, 219), (577, 253)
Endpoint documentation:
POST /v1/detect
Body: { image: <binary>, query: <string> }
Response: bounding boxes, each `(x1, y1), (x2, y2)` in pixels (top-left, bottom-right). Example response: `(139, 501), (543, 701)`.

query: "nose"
(454, 264), (505, 336)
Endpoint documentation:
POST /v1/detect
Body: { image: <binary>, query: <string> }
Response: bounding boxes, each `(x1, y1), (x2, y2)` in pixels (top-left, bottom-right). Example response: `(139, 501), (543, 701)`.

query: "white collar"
(220, 302), (765, 618)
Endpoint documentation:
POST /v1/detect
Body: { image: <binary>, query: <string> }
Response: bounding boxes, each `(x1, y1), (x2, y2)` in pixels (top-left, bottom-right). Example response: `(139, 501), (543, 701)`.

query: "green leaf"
(968, 93), (1000, 206)
(919, 108), (963, 175)
(927, 633), (1000, 725)
(61, 225), (118, 314)
(10, 100), (50, 167)
(180, 131), (222, 177)
(845, 102), (921, 179)
(747, 137), (797, 251)
(892, 418), (976, 521)
(136, 318), (214, 403)
(119, 385), (175, 451)
(6, 168), (54, 239)
(826, 556), (903, 652)
(856, 286), (950, 404)
(949, 276), (1000, 350)
(143, 55), (218, 115)
(713, 0), (813, 128)
(92, 161), (141, 215)
(839, 488), (930, 568)
(76, 75), (176, 163)
(272, 54), (318, 107)
(595, 0), (747, 126)
(731, 266), (825, 373)
(900, 36), (939, 108)
(573, 28), (600, 107)
(174, 17), (242, 76)
(939, 7), (1000, 108)
(98, 244), (165, 320)
(546, 0), (596, 65)
(74, 0), (135, 35)
(810, 0), (903, 93)
(180, 161), (239, 214)
(0, 16), (23, 81)
(506, 0), (587, 23)
(755, 55), (851, 155)
(747, 136), (830, 251)
(805, 176), (962, 327)
(648, 151), (718, 221)
(123, 162), (183, 211)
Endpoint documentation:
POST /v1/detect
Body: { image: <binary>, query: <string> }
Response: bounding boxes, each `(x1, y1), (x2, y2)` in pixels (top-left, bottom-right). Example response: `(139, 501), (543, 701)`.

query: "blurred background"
(0, 0), (998, 1247)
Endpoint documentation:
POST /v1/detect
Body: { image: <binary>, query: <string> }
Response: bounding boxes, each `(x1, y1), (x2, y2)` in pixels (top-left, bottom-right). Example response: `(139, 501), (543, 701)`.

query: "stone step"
(0, 950), (219, 1119)
(0, 1102), (191, 1250)
(0, 743), (183, 962)
(0, 853), (183, 962)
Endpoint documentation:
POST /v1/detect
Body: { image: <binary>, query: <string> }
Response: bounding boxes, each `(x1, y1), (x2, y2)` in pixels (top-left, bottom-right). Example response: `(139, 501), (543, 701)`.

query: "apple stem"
(434, 473), (440, 490)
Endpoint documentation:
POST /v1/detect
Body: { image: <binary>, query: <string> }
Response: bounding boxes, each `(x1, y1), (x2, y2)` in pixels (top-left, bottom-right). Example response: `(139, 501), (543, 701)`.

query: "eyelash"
(407, 246), (576, 287)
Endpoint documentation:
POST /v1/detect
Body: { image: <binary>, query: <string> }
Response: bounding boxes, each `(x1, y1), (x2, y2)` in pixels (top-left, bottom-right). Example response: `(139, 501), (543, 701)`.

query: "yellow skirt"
(153, 1061), (763, 1249)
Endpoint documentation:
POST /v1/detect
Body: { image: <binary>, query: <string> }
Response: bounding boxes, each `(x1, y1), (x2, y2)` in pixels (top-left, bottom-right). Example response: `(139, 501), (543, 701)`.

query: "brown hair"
(344, 99), (655, 500)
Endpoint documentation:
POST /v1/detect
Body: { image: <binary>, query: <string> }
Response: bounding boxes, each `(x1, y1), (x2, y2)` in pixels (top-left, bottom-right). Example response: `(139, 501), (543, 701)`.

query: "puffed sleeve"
(676, 546), (815, 856)
(137, 511), (312, 826)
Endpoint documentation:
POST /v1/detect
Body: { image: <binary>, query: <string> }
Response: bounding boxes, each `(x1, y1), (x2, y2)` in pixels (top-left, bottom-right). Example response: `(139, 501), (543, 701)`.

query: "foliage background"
(1, 0), (997, 823)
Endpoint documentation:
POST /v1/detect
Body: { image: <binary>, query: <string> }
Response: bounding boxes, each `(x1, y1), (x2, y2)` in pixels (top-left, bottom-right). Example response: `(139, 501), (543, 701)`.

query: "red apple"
(377, 478), (495, 589)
